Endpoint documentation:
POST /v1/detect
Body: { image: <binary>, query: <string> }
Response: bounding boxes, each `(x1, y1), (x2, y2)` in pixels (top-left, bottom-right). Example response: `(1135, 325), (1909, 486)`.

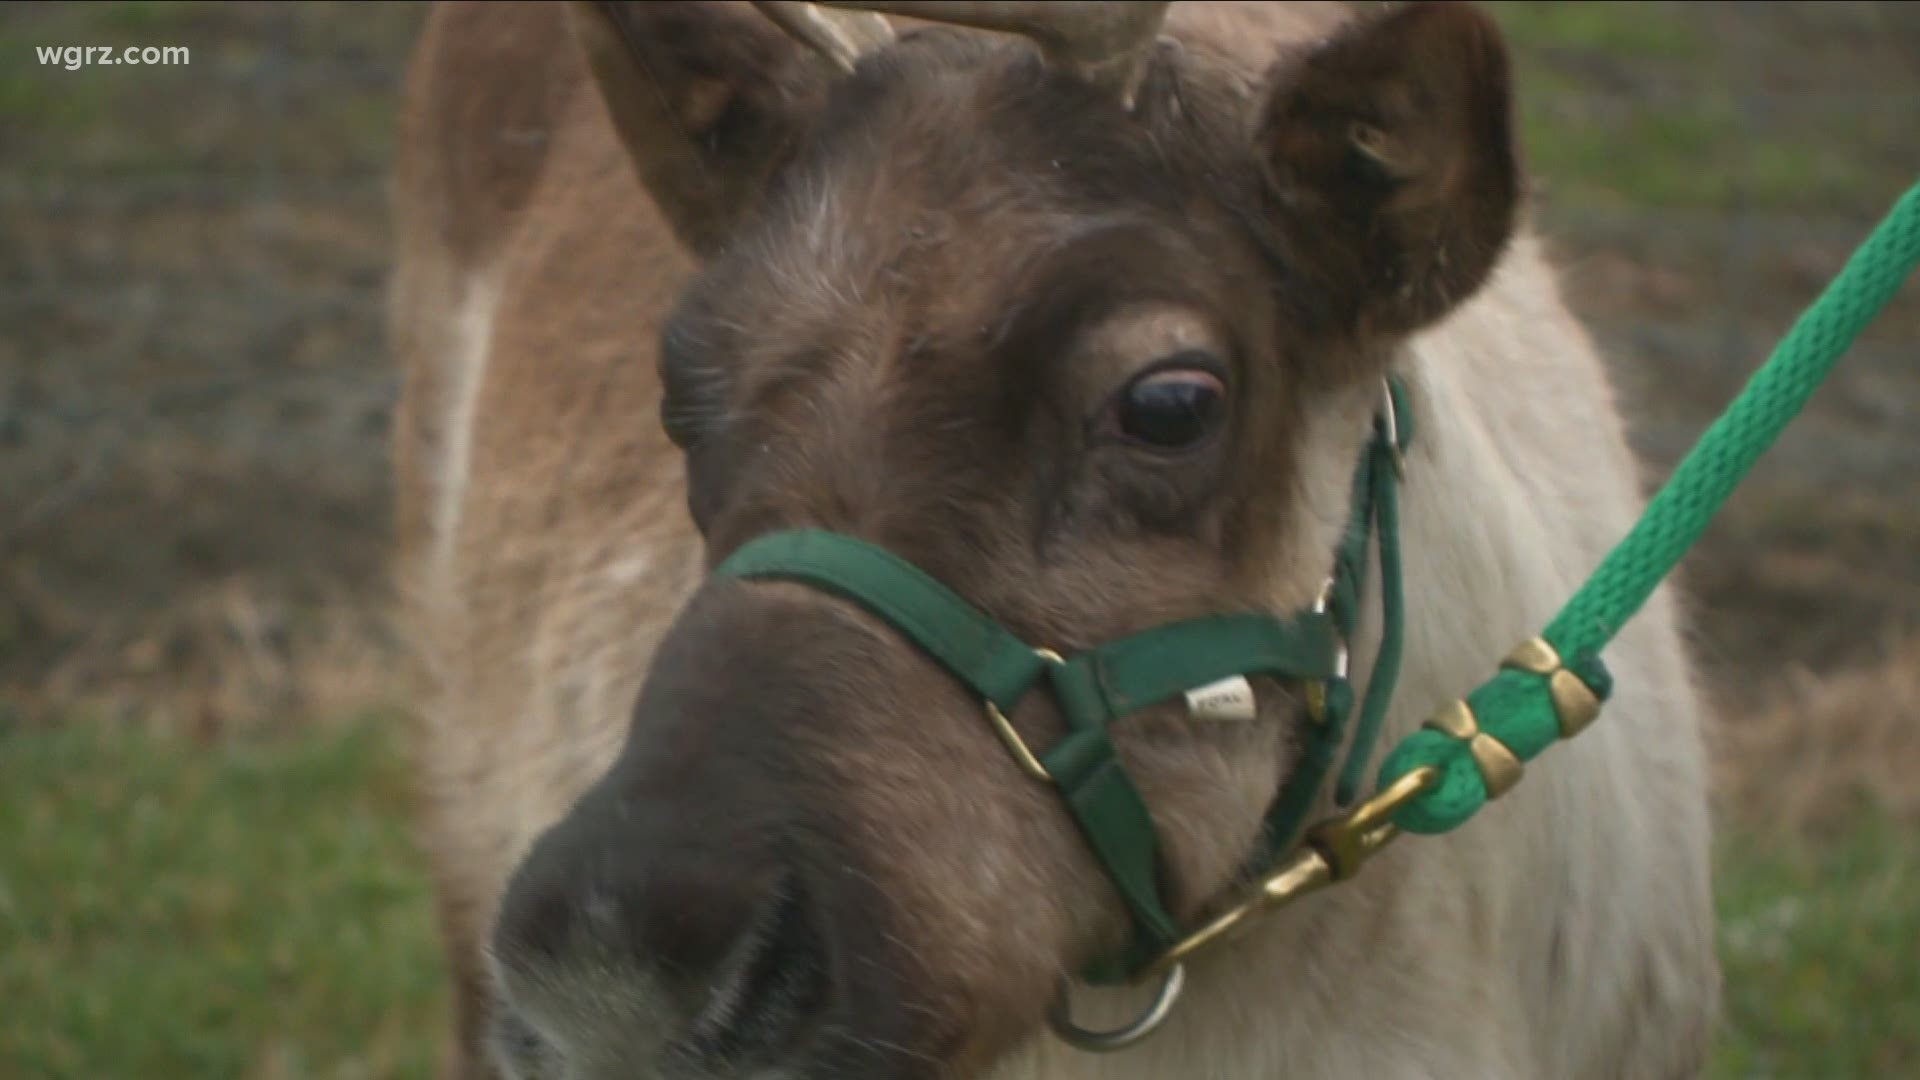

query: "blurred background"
(1, 1), (1916, 1076)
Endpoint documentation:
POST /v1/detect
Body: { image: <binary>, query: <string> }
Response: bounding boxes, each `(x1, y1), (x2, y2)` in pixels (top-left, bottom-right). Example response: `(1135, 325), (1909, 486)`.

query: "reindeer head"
(488, 3), (1520, 1076)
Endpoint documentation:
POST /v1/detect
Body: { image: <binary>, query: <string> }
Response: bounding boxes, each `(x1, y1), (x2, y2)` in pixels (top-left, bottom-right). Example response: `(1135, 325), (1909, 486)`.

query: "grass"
(4, 2), (1912, 209)
(0, 717), (442, 1079)
(3, 716), (1916, 1078)
(1717, 821), (1920, 1075)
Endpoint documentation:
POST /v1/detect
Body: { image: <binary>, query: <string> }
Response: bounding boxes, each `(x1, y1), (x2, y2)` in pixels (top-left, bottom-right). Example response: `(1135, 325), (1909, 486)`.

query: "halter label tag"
(1184, 676), (1257, 722)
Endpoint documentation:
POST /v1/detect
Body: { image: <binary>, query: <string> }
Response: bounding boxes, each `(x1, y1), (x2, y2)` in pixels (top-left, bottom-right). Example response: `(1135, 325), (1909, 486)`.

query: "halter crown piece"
(713, 376), (1445, 1049)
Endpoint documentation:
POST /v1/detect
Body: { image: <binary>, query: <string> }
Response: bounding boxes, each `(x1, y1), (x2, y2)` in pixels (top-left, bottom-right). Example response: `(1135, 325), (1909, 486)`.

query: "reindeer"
(390, 2), (1721, 1077)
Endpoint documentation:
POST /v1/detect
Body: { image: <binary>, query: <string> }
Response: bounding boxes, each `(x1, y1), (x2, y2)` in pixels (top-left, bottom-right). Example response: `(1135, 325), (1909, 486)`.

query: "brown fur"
(391, 4), (1717, 1078)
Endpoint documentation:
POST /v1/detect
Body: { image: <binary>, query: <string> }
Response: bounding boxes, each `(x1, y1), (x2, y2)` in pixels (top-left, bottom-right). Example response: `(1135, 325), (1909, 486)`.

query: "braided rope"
(1379, 180), (1920, 833)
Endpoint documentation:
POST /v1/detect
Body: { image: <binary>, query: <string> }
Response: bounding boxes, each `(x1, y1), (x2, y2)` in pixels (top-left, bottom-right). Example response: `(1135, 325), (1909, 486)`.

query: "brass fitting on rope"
(1501, 637), (1603, 737)
(1422, 699), (1524, 798)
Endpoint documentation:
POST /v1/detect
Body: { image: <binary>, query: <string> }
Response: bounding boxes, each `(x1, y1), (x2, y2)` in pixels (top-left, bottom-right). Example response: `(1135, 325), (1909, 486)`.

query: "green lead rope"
(1377, 179), (1920, 834)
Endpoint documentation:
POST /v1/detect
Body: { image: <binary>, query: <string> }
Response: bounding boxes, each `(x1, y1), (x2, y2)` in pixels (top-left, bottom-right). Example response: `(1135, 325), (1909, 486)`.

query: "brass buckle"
(984, 648), (1066, 784)
(1131, 765), (1439, 984)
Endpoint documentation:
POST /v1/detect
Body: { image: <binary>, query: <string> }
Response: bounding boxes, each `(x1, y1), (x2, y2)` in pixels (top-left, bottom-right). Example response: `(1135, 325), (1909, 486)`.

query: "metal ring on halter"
(1310, 577), (1351, 679)
(1378, 378), (1405, 476)
(1045, 963), (1186, 1053)
(982, 648), (1066, 784)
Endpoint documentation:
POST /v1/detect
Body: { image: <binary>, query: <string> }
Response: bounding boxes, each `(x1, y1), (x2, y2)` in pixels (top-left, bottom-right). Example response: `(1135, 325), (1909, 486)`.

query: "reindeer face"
(488, 4), (1518, 1077)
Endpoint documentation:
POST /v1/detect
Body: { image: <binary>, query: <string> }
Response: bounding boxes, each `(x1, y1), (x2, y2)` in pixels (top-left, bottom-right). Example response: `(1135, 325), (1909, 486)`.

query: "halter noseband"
(711, 377), (1413, 1049)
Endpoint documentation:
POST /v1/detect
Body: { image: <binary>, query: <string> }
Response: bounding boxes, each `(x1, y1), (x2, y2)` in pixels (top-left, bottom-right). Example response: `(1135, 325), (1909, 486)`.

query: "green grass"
(1716, 819), (1920, 1075)
(1484, 2), (1917, 218)
(3, 718), (1915, 1078)
(1485, 1), (1713, 60)
(3, 2), (1911, 213)
(0, 1), (409, 178)
(0, 719), (443, 1079)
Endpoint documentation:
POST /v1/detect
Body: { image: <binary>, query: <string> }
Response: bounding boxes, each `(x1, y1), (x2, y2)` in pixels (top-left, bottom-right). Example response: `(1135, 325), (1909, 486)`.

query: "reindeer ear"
(1256, 1), (1519, 338)
(565, 1), (828, 256)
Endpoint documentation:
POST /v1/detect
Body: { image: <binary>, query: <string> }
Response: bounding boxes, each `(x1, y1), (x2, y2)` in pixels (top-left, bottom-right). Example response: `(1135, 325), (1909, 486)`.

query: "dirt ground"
(2, 2), (1917, 819)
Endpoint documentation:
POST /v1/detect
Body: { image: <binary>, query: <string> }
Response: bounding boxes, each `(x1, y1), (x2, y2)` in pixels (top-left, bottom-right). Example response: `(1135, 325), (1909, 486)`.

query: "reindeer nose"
(681, 878), (833, 1058)
(489, 777), (835, 1071)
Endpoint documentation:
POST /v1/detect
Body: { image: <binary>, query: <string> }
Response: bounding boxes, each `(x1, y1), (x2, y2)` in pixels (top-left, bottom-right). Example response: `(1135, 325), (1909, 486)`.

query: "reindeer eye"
(1117, 357), (1227, 450)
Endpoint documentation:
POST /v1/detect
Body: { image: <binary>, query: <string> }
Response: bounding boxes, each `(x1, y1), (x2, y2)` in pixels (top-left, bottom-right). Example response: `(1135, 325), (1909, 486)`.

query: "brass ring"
(982, 647), (1067, 784)
(984, 701), (1052, 784)
(1046, 963), (1186, 1053)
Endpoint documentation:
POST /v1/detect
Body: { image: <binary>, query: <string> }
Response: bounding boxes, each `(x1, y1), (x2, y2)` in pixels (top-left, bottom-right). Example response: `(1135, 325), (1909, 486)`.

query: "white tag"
(1184, 676), (1257, 722)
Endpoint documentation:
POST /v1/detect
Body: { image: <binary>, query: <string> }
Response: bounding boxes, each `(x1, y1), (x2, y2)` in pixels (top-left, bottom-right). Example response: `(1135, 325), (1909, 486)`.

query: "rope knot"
(1377, 638), (1612, 834)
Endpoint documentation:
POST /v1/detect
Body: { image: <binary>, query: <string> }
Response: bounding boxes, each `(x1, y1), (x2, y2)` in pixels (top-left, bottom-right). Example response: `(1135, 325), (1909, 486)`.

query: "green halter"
(695, 179), (1916, 1052)
(712, 378), (1414, 983)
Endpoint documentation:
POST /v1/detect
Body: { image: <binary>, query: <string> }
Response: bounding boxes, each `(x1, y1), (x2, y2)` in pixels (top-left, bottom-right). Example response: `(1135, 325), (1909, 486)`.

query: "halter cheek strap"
(711, 377), (1412, 985)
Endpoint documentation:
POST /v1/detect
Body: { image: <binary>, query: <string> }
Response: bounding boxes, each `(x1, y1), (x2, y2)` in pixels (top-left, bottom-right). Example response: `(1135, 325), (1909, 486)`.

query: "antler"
(754, 1), (1172, 105)
(751, 2), (895, 73)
